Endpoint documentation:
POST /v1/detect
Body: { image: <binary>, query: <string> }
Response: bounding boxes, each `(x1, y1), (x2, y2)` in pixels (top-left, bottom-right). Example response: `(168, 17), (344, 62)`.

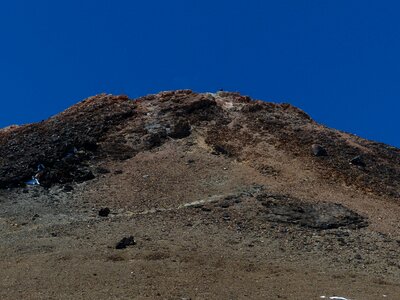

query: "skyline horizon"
(1, 88), (398, 148)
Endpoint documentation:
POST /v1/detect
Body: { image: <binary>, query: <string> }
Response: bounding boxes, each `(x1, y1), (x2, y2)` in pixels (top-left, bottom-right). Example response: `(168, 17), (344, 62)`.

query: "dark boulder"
(350, 155), (366, 167)
(311, 144), (328, 157)
(99, 207), (110, 217)
(116, 236), (136, 249)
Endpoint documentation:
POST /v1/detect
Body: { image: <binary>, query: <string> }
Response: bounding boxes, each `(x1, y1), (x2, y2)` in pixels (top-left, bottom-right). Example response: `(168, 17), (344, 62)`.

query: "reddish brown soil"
(0, 90), (399, 299)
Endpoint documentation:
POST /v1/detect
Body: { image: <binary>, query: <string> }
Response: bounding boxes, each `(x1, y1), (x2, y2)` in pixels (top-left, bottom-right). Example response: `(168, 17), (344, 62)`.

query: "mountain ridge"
(0, 90), (399, 299)
(1, 90), (399, 198)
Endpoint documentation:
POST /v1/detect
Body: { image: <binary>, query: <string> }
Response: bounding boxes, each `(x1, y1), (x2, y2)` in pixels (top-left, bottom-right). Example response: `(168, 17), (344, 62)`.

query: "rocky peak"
(0, 90), (399, 200)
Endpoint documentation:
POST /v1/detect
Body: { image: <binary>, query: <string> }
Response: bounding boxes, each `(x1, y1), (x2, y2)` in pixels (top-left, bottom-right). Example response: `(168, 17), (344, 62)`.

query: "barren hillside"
(0, 90), (399, 299)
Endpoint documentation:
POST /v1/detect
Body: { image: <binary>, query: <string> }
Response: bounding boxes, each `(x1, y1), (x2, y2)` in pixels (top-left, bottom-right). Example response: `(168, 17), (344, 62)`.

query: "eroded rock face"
(258, 194), (367, 230)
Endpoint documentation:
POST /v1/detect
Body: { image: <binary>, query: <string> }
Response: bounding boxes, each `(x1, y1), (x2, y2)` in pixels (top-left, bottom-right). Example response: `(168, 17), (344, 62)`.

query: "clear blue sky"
(1, 1), (399, 147)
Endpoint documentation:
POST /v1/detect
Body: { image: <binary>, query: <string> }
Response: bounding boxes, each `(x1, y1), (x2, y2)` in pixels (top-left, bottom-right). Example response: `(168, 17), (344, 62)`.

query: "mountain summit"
(0, 90), (399, 299)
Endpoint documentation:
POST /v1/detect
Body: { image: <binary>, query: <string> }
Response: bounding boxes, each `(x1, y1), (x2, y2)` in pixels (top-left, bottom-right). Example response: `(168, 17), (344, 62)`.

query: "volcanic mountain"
(0, 90), (399, 299)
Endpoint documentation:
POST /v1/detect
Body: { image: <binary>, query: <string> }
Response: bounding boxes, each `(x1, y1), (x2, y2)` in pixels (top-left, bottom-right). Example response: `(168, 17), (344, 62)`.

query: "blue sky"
(1, 1), (399, 147)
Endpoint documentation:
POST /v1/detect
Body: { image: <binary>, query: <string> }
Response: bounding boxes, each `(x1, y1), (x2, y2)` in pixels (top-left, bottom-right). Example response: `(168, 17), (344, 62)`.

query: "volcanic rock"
(311, 144), (328, 156)
(168, 120), (191, 139)
(350, 155), (366, 167)
(259, 194), (367, 230)
(98, 207), (110, 217)
(116, 236), (136, 249)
